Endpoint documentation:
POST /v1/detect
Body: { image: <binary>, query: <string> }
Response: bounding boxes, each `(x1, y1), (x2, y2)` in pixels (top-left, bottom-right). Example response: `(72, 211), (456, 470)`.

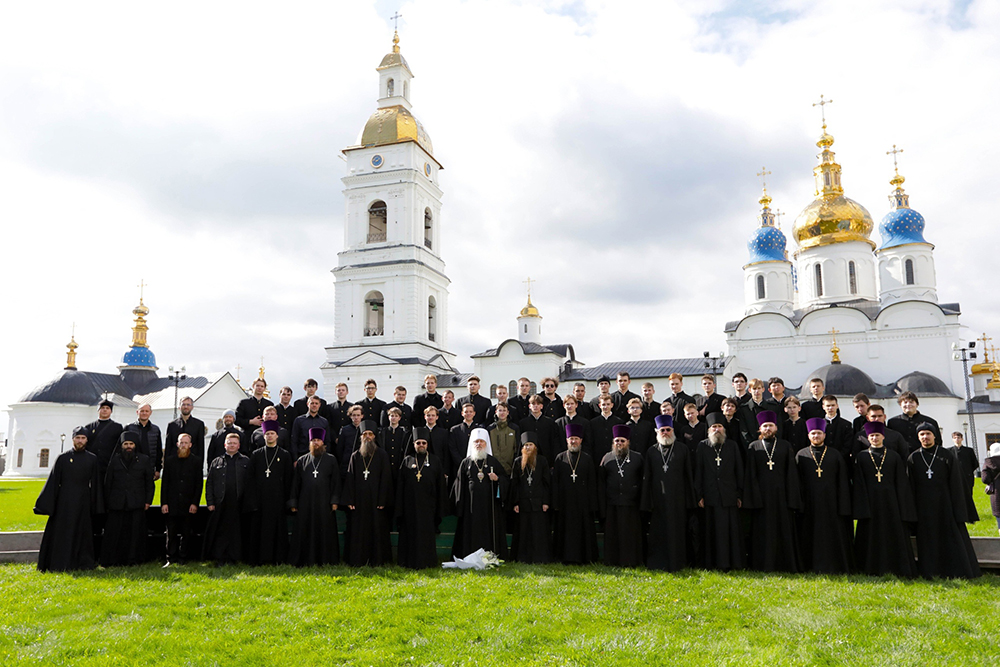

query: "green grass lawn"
(0, 562), (997, 665)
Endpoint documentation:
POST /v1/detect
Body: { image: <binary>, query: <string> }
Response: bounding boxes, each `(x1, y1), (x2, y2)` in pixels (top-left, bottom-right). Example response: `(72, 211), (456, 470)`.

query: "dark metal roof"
(19, 370), (104, 405)
(471, 340), (575, 359)
(134, 375), (211, 393)
(892, 371), (960, 398)
(958, 396), (1000, 415)
(794, 362), (898, 399)
(725, 300), (962, 333)
(561, 357), (730, 382)
(85, 372), (141, 398)
(436, 372), (474, 388)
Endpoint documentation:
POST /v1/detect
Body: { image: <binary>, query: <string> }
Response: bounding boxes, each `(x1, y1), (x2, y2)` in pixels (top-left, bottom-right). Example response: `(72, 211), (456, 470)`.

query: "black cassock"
(743, 439), (802, 572)
(795, 445), (853, 574)
(640, 443), (694, 572)
(907, 446), (980, 579)
(35, 449), (104, 572)
(852, 447), (917, 577)
(598, 451), (644, 567)
(551, 450), (599, 564)
(288, 452), (342, 566)
(953, 446), (980, 523)
(248, 445), (293, 565)
(509, 456), (551, 563)
(694, 439), (745, 571)
(203, 453), (251, 563)
(342, 448), (394, 566)
(395, 453), (446, 569)
(451, 454), (509, 558)
(100, 452), (155, 567)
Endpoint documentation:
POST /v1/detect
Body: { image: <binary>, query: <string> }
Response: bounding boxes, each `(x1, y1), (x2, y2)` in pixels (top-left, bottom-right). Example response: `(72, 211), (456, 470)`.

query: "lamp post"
(952, 342), (979, 460)
(60, 433), (66, 454)
(703, 350), (725, 387)
(168, 365), (187, 420)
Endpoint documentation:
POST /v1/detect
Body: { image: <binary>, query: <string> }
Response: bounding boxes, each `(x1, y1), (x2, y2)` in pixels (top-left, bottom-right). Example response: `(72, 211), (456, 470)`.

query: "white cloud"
(1, 0), (998, 416)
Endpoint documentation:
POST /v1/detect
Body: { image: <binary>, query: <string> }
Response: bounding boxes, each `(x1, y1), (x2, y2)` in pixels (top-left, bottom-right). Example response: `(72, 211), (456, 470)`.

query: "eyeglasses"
(544, 384), (555, 388)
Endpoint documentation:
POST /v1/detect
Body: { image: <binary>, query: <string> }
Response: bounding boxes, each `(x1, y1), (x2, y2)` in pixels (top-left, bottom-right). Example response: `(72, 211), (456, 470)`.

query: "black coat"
(380, 401), (414, 430)
(457, 393), (492, 425)
(84, 418), (124, 472)
(165, 415), (207, 465)
(104, 452), (155, 511)
(235, 396), (274, 440)
(161, 454), (204, 515)
(411, 393), (442, 428)
(208, 425), (244, 464)
(205, 453), (251, 510)
(123, 420), (163, 472)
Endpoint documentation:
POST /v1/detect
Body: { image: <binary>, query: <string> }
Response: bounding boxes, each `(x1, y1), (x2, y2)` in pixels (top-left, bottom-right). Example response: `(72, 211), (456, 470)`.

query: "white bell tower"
(322, 31), (458, 395)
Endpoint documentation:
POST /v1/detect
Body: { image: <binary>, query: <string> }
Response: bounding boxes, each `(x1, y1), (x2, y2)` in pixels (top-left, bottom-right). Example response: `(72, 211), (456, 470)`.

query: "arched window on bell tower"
(428, 296), (437, 342)
(364, 291), (384, 337)
(368, 200), (387, 243)
(386, 78), (394, 97)
(755, 274), (765, 300)
(424, 207), (433, 249)
(904, 259), (915, 285)
(814, 264), (824, 297)
(848, 261), (858, 295)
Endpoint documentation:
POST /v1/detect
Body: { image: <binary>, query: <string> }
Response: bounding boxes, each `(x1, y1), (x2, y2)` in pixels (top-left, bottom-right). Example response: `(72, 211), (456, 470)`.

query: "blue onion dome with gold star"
(878, 170), (927, 249)
(746, 189), (788, 264)
(792, 127), (875, 251)
(120, 298), (157, 369)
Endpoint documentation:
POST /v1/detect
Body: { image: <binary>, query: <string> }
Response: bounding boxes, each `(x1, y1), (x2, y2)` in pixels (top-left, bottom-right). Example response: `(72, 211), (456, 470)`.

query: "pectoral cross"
(767, 459), (775, 471)
(265, 469), (271, 478)
(570, 471), (577, 482)
(816, 468), (823, 478)
(312, 469), (319, 478)
(875, 471), (883, 483)
(618, 469), (625, 477)
(715, 453), (722, 467)
(363, 470), (370, 480)
(416, 470), (422, 481)
(926, 468), (933, 479)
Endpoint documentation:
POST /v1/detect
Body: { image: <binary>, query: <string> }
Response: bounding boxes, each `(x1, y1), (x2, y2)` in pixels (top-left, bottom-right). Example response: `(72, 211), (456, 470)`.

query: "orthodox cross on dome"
(235, 363), (243, 386)
(390, 11), (402, 30)
(829, 327), (841, 364)
(757, 167), (772, 194)
(979, 333), (993, 363)
(886, 144), (904, 176)
(257, 357), (270, 397)
(523, 276), (535, 299)
(812, 94), (833, 130)
(774, 209), (784, 230)
(137, 278), (147, 304)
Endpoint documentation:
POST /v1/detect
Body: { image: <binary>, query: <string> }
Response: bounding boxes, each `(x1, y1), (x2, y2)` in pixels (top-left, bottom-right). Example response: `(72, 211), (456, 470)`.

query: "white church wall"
(3, 403), (94, 477)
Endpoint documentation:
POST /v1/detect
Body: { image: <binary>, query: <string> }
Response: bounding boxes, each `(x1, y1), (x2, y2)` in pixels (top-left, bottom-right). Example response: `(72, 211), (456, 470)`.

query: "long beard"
(567, 443), (581, 453)
(472, 447), (487, 461)
(178, 448), (191, 459)
(615, 446), (629, 460)
(360, 438), (376, 457)
(309, 444), (326, 458)
(122, 449), (136, 463)
(708, 431), (725, 445)
(656, 433), (676, 447)
(521, 449), (536, 470)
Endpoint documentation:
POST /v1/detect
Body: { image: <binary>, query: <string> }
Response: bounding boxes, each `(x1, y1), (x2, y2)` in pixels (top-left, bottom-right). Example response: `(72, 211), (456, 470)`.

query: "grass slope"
(0, 563), (998, 666)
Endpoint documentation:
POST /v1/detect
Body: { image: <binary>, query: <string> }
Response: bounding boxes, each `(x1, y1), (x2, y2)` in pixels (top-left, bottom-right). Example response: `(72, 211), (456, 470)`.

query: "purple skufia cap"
(565, 423), (585, 439)
(864, 421), (885, 436)
(262, 420), (280, 433)
(654, 415), (673, 429)
(612, 424), (631, 440)
(756, 410), (778, 426)
(308, 427), (326, 442)
(806, 418), (826, 433)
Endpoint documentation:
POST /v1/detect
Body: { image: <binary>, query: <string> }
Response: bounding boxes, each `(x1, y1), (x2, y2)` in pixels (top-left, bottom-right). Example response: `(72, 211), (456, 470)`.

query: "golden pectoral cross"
(766, 460), (775, 471)
(875, 471), (883, 483)
(416, 470), (422, 482)
(816, 467), (823, 478)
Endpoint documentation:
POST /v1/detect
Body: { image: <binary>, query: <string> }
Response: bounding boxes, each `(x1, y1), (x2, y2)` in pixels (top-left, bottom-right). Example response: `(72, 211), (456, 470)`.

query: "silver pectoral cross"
(363, 470), (370, 480)
(570, 471), (577, 482)
(715, 454), (722, 466)
(265, 469), (271, 478)
(926, 468), (933, 479)
(618, 468), (625, 477)
(312, 469), (319, 478)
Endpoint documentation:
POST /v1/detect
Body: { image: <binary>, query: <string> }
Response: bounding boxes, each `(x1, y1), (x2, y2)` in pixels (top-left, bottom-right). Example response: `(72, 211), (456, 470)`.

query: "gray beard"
(708, 431), (725, 445)
(656, 434), (676, 447)
(567, 444), (581, 453)
(360, 439), (376, 457)
(472, 448), (487, 461)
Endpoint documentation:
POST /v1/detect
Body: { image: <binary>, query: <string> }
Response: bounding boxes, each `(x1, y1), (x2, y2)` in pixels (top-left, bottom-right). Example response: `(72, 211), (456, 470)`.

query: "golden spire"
(811, 95), (842, 197)
(258, 356), (270, 398)
(979, 333), (992, 363)
(519, 277), (541, 318)
(65, 323), (78, 370)
(130, 280), (150, 348)
(829, 327), (841, 364)
(988, 345), (1000, 389)
(886, 144), (910, 209)
(756, 167), (776, 227)
(390, 11), (402, 53)
(971, 333), (995, 375)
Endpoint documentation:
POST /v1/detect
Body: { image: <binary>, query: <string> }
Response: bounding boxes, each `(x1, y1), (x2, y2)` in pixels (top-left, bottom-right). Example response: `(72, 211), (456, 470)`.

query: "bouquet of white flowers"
(442, 548), (504, 570)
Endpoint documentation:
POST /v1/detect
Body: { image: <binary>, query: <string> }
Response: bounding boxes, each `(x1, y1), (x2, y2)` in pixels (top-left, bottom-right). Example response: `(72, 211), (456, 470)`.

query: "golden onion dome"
(519, 296), (541, 318)
(792, 130), (874, 252)
(359, 105), (434, 155)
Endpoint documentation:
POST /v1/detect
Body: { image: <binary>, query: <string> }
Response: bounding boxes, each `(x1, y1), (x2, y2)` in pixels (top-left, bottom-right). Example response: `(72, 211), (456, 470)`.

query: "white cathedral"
(6, 32), (1000, 476)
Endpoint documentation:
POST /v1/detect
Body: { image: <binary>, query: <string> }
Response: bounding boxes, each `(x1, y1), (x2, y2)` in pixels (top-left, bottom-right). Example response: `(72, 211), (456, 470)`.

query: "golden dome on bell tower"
(792, 98), (874, 254)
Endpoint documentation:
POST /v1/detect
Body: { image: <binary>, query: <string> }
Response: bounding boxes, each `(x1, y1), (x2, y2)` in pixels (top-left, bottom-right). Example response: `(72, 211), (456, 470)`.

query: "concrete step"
(0, 550), (38, 564)
(0, 531), (43, 552)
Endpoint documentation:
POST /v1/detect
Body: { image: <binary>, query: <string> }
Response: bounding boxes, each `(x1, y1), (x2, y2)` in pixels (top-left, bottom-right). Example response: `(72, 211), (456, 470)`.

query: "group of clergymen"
(34, 370), (997, 579)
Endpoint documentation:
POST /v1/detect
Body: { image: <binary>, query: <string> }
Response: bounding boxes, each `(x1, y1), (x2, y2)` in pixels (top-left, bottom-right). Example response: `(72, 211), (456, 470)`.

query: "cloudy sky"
(2, 0), (997, 413)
